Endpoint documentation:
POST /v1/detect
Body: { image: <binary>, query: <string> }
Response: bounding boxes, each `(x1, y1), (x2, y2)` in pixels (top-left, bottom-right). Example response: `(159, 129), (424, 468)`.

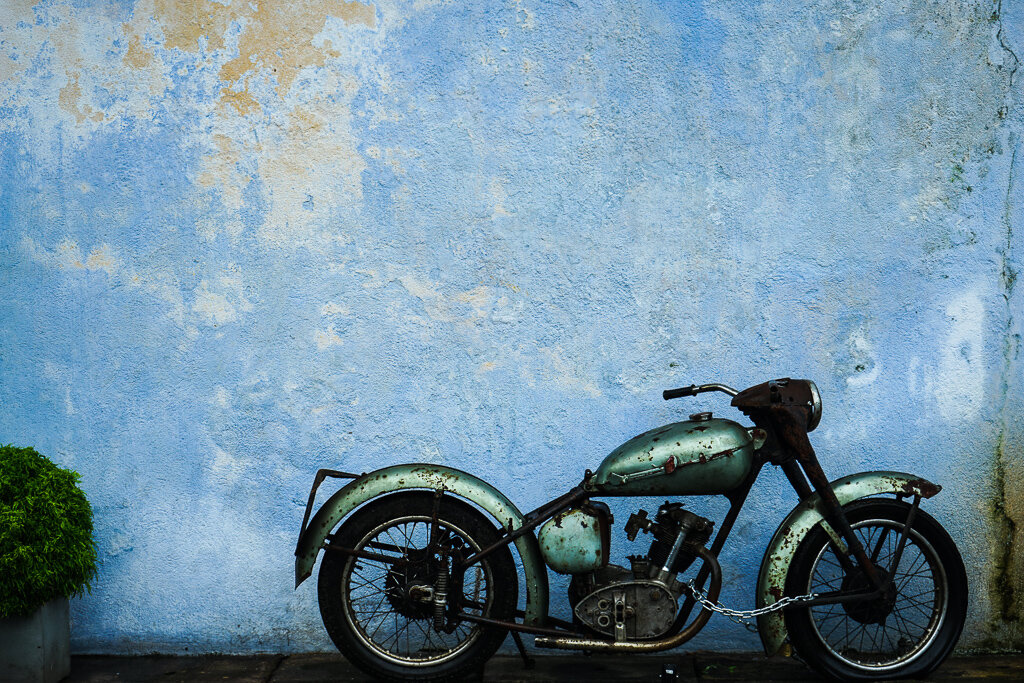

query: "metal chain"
(684, 580), (819, 633)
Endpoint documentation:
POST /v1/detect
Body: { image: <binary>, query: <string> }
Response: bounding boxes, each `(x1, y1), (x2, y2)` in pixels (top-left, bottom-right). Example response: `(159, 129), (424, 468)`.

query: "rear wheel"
(784, 498), (967, 680)
(318, 492), (518, 681)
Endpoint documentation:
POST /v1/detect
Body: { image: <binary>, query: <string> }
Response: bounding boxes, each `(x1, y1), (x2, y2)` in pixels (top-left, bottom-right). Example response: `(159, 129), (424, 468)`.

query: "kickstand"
(510, 631), (535, 669)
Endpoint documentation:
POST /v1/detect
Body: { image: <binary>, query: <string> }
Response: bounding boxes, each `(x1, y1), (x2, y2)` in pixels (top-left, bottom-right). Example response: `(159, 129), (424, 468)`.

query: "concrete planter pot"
(0, 599), (71, 683)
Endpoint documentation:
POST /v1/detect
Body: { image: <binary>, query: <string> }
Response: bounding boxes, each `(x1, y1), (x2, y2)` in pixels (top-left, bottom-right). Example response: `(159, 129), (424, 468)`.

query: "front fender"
(294, 464), (550, 626)
(756, 471), (941, 656)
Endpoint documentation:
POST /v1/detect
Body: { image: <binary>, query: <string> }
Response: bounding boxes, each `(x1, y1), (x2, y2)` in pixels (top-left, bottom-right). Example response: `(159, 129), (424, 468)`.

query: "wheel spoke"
(870, 527), (891, 562)
(336, 513), (494, 665)
(805, 515), (946, 670)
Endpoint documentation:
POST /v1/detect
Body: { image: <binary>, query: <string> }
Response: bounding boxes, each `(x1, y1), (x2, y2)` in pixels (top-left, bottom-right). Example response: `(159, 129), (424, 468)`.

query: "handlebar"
(663, 383), (739, 400)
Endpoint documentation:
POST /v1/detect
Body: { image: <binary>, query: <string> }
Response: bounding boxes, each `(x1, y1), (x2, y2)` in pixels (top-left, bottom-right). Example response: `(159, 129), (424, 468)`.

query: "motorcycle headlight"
(807, 380), (822, 431)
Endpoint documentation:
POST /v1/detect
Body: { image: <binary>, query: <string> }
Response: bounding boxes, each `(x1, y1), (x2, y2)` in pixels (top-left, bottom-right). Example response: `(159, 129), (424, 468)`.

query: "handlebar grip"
(663, 386), (698, 400)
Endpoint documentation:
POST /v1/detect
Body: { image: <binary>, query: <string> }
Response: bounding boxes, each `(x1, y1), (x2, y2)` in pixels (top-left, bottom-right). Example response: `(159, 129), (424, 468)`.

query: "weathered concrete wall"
(1, 0), (1023, 653)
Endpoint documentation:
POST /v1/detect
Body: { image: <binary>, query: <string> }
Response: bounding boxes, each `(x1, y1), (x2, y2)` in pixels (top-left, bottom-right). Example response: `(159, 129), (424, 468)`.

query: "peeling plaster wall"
(1, 0), (1023, 653)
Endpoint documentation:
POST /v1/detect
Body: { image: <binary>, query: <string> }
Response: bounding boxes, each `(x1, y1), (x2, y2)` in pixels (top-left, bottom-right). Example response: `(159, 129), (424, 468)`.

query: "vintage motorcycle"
(294, 378), (967, 681)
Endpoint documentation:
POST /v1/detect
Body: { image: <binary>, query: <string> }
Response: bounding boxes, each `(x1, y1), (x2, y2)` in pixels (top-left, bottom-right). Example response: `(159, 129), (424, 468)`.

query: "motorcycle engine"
(569, 502), (714, 640)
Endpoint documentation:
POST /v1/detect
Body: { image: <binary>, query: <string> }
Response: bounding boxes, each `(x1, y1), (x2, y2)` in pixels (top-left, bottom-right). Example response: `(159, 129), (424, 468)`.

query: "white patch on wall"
(22, 236), (118, 276)
(936, 292), (986, 422)
(192, 282), (238, 325)
(315, 325), (344, 349)
(907, 356), (922, 395)
(489, 177), (512, 218)
(539, 346), (601, 397)
(19, 236), (211, 343)
(212, 386), (231, 408)
(321, 301), (350, 315)
(191, 273), (252, 327)
(41, 361), (76, 417)
(393, 270), (524, 332)
(128, 267), (188, 328)
(209, 445), (246, 487)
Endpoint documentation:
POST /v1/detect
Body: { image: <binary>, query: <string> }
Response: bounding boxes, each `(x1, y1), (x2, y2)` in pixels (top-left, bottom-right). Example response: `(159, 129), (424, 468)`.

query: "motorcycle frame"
(298, 439), (928, 643)
(449, 447), (888, 639)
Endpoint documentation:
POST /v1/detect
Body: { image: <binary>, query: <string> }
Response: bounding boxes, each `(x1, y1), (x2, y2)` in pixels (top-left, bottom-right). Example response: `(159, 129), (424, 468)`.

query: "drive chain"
(684, 579), (819, 633)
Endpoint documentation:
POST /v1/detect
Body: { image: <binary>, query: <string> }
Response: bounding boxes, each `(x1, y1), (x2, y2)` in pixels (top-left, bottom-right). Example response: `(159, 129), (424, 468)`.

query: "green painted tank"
(588, 417), (755, 496)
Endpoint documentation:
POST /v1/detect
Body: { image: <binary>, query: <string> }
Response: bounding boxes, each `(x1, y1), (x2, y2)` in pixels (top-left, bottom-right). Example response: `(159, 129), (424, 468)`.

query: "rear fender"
(756, 471), (941, 656)
(294, 464), (549, 626)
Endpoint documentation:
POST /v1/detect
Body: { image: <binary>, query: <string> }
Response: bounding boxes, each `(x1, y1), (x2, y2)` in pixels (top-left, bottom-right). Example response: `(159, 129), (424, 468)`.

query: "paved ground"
(65, 652), (1024, 682)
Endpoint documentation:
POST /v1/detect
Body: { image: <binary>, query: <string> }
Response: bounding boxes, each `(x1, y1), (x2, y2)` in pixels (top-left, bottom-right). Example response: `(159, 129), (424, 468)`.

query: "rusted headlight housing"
(807, 380), (822, 431)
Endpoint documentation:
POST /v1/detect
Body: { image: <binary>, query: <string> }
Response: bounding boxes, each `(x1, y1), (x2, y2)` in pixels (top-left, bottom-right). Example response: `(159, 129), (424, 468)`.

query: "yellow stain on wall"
(134, 0), (378, 111)
(119, 1), (377, 245)
(22, 237), (118, 276)
(150, 0), (232, 52)
(219, 0), (376, 95)
(10, 1), (380, 247)
(197, 134), (247, 215)
(122, 34), (154, 70)
(58, 74), (103, 124)
(220, 88), (262, 116)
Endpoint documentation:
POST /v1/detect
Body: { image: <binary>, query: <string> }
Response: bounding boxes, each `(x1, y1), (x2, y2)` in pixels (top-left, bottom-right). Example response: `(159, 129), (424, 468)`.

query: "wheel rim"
(340, 514), (494, 667)
(805, 517), (948, 672)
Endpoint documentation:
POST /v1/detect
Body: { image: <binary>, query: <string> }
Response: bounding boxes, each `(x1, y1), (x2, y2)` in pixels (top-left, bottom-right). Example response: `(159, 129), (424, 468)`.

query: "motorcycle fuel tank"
(589, 416), (755, 496)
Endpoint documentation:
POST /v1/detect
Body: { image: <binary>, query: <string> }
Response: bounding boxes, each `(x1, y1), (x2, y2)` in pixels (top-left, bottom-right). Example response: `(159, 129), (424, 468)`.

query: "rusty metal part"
(771, 404), (884, 588)
(537, 506), (610, 575)
(588, 418), (755, 496)
(780, 459), (812, 500)
(748, 427), (768, 450)
(886, 494), (921, 588)
(322, 538), (408, 565)
(731, 378), (815, 413)
(670, 457), (764, 634)
(574, 579), (678, 640)
(459, 485), (588, 569)
(457, 612), (583, 638)
(533, 546), (722, 652)
(293, 464), (550, 626)
(755, 470), (942, 656)
(663, 383), (739, 399)
(296, 469), (361, 555)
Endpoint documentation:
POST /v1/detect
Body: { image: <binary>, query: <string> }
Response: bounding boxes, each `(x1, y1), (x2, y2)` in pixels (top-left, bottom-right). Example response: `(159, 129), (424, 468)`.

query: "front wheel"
(784, 498), (967, 681)
(318, 491), (518, 682)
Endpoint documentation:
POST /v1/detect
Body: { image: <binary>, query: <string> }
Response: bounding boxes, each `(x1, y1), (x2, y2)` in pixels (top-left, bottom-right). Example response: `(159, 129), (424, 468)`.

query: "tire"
(318, 491), (518, 681)
(784, 498), (967, 681)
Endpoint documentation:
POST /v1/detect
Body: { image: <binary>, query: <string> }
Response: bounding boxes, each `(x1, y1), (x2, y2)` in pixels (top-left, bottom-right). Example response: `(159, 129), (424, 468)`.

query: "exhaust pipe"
(534, 547), (722, 652)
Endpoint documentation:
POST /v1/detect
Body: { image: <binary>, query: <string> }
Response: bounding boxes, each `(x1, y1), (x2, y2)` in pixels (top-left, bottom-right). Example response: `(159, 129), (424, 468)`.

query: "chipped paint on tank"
(590, 418), (754, 495)
(1, 0), (1023, 655)
(538, 507), (606, 575)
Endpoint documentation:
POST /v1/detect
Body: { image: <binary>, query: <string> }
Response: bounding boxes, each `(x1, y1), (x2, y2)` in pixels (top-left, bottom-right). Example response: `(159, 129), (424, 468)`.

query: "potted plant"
(1, 445), (97, 683)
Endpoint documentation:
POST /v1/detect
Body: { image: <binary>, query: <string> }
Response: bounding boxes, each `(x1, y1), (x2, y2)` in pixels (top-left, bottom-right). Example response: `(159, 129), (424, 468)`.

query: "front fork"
(775, 406), (916, 594)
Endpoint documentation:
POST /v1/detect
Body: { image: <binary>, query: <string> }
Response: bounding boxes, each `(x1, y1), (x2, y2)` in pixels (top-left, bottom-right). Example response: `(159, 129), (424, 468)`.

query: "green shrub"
(0, 445), (97, 618)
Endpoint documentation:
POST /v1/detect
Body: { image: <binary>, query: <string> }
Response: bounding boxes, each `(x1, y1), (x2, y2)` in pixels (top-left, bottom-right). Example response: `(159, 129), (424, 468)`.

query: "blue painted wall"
(2, 0), (1023, 653)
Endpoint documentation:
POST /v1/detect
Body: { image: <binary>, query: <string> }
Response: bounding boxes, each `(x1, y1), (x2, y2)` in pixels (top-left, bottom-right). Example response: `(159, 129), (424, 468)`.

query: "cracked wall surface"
(2, 0), (1024, 653)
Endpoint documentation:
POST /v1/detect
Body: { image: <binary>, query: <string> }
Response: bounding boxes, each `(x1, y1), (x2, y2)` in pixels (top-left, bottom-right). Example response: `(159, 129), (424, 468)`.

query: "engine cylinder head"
(641, 502), (714, 575)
